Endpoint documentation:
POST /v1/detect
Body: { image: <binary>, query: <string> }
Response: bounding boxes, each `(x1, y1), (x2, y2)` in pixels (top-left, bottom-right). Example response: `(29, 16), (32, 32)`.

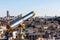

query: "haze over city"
(0, 0), (60, 17)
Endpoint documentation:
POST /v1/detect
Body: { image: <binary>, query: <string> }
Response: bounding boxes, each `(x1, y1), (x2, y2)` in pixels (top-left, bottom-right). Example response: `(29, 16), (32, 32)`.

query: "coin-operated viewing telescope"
(6, 11), (35, 32)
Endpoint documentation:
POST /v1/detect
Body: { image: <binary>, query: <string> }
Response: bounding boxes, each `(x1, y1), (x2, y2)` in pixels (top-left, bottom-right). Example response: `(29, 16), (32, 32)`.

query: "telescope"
(6, 11), (35, 32)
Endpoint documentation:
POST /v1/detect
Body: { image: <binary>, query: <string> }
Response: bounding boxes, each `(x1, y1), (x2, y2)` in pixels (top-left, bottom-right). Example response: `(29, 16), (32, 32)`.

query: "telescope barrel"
(6, 11), (35, 31)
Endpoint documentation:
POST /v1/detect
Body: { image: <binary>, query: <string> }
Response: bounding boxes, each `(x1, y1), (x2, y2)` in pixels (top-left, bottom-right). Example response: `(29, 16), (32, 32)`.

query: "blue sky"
(0, 0), (60, 17)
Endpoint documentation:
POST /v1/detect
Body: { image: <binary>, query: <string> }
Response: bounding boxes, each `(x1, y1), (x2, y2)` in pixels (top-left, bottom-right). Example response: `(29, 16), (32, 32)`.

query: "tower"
(7, 10), (10, 17)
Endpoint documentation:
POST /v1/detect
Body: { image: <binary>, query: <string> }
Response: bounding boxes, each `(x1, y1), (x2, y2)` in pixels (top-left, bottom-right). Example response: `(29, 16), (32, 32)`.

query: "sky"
(0, 0), (60, 17)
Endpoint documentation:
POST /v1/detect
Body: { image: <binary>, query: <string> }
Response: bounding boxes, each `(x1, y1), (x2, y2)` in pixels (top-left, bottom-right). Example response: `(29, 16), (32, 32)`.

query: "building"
(0, 11), (15, 26)
(4, 10), (15, 21)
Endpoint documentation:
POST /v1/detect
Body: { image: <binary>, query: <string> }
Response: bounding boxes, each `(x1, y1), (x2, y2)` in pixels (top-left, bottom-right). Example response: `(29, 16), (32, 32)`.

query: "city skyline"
(0, 0), (60, 17)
